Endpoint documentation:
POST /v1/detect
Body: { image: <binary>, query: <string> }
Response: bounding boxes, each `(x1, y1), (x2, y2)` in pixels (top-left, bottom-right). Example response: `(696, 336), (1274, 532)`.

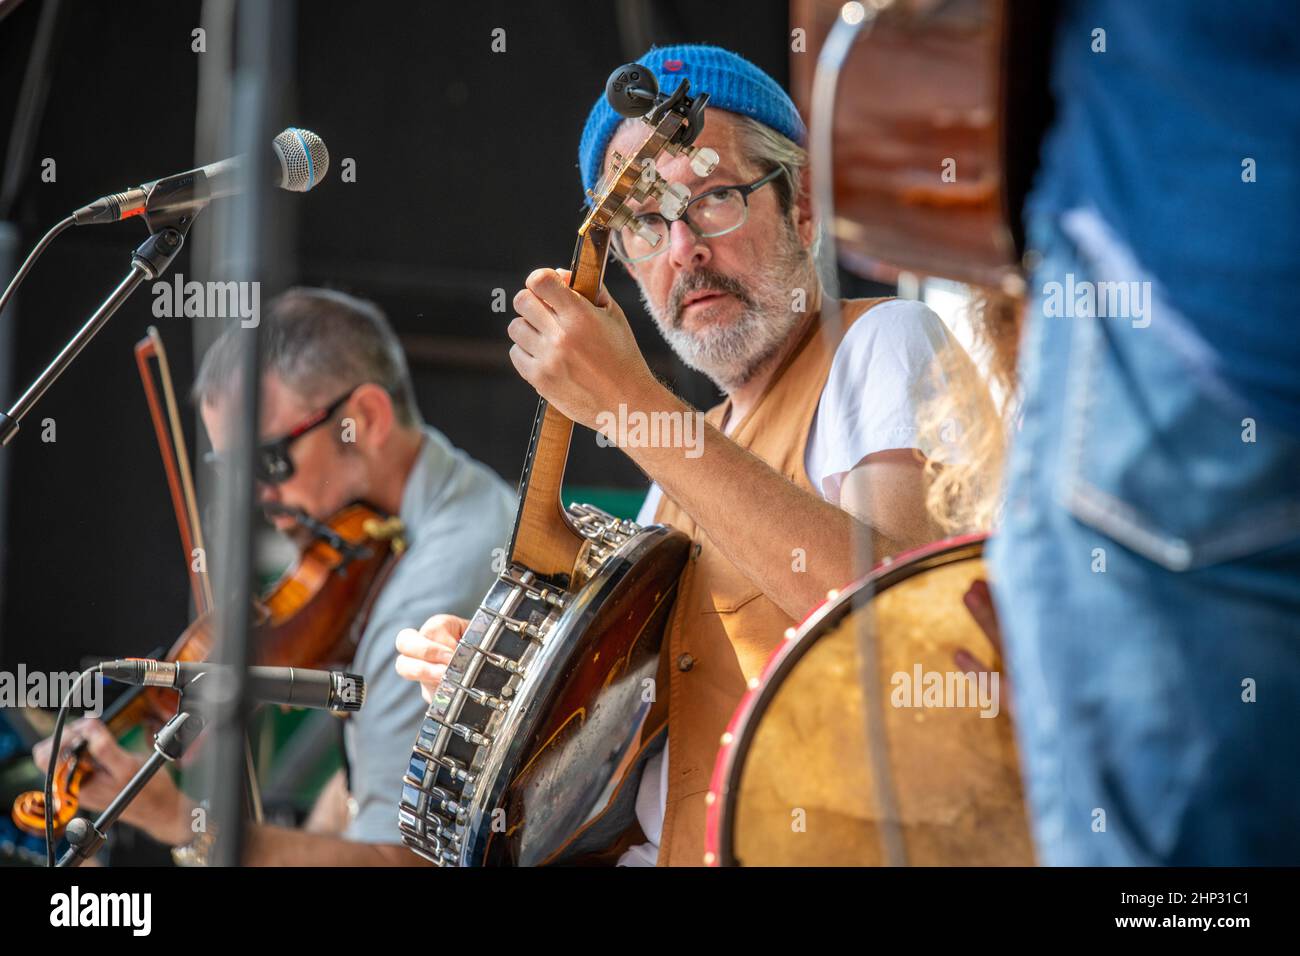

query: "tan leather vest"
(648, 297), (889, 866)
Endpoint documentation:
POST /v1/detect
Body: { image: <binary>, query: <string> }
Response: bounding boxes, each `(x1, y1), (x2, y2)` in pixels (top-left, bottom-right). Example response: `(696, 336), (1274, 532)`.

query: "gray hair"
(729, 113), (808, 219)
(192, 287), (421, 427)
(730, 113), (825, 272)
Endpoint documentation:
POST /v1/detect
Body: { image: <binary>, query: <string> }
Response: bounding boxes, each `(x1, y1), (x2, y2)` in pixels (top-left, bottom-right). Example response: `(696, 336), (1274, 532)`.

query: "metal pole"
(809, 0), (908, 867)
(203, 0), (295, 867)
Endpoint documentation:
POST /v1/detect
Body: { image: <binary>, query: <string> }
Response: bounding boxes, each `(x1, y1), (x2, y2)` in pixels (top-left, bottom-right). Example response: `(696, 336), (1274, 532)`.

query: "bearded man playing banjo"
(395, 45), (974, 866)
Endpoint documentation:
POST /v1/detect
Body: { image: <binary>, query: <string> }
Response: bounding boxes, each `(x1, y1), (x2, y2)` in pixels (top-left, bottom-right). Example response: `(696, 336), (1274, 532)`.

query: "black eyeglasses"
(205, 386), (358, 486)
(611, 167), (785, 263)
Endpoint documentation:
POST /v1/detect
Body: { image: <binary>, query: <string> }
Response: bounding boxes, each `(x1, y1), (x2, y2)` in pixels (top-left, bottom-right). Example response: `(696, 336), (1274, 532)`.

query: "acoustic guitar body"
(791, 0), (1057, 291)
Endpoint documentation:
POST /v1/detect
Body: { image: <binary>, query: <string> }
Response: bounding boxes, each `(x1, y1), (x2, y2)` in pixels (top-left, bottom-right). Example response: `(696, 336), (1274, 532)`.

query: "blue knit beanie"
(578, 44), (806, 200)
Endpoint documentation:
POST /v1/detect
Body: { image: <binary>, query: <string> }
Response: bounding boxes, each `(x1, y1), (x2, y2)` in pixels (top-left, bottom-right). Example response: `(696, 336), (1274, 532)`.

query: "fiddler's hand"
(31, 717), (193, 846)
(395, 614), (469, 705)
(508, 268), (662, 430)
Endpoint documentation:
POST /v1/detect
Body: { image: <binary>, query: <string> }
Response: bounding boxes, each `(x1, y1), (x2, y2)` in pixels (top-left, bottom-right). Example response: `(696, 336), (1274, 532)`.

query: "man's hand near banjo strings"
(395, 614), (469, 704)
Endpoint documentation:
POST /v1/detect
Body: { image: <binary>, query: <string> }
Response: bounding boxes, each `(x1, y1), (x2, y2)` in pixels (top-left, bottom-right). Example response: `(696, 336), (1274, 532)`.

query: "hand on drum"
(395, 614), (469, 704)
(954, 579), (1014, 717)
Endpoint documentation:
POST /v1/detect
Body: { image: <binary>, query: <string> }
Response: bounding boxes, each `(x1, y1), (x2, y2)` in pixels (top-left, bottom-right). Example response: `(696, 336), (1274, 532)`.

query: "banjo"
(398, 63), (720, 866)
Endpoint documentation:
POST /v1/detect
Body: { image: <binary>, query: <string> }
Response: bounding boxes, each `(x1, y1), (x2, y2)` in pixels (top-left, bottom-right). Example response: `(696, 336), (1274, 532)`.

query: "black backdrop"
(0, 0), (792, 675)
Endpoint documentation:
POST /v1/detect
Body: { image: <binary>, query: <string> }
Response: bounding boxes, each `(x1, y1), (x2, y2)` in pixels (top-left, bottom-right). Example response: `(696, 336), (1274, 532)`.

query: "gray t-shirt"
(341, 425), (515, 843)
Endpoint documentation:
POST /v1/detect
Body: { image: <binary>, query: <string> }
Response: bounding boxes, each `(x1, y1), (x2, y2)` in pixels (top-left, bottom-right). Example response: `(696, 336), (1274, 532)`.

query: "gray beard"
(654, 304), (799, 392)
(639, 231), (815, 393)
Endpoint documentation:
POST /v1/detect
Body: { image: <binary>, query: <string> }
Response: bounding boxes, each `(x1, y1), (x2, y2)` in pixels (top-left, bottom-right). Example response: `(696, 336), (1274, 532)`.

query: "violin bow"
(134, 326), (214, 614)
(133, 327), (265, 825)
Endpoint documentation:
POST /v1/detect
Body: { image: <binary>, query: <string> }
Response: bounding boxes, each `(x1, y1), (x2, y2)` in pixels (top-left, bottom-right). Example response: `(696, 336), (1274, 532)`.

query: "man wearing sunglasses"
(396, 45), (978, 865)
(36, 287), (514, 865)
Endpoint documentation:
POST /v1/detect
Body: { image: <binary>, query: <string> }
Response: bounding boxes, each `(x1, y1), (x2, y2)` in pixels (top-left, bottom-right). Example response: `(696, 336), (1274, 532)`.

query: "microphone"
(605, 62), (660, 118)
(98, 659), (365, 713)
(72, 127), (329, 226)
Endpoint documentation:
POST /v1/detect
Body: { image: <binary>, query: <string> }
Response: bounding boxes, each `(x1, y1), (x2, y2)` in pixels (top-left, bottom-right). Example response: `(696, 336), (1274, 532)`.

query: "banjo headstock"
(581, 62), (720, 248)
(508, 62), (721, 584)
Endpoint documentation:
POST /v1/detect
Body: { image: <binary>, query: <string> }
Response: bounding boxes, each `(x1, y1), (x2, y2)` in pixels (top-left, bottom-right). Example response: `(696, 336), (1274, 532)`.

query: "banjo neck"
(506, 225), (613, 585)
(502, 70), (709, 588)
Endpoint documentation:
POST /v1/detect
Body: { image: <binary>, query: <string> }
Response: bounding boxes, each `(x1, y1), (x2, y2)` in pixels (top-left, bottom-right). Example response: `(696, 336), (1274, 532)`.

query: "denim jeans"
(988, 210), (1300, 865)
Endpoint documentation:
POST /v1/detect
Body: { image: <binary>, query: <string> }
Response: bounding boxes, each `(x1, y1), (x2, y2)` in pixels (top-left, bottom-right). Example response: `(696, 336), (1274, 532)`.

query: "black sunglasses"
(205, 386), (357, 485)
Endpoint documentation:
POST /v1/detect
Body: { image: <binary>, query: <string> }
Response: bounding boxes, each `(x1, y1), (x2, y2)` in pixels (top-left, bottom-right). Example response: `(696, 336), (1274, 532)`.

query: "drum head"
(720, 537), (1033, 866)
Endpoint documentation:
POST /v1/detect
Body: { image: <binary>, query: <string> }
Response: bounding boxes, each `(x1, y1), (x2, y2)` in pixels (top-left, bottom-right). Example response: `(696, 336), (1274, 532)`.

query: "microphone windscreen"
(272, 127), (330, 192)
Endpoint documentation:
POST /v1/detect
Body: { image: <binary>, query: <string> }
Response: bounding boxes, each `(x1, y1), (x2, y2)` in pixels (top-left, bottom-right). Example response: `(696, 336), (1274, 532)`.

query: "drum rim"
(708, 532), (988, 867)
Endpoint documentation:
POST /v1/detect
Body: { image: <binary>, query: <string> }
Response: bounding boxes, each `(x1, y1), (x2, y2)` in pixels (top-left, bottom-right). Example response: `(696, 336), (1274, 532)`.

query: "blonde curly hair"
(917, 292), (1023, 535)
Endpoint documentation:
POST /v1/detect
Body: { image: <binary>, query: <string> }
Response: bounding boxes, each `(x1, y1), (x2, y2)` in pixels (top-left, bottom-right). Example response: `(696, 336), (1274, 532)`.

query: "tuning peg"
(658, 181), (691, 221)
(637, 158), (658, 188)
(689, 146), (719, 177)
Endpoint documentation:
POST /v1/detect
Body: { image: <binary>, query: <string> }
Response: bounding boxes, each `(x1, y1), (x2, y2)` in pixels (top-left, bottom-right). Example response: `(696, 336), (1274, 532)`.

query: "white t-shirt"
(618, 298), (961, 865)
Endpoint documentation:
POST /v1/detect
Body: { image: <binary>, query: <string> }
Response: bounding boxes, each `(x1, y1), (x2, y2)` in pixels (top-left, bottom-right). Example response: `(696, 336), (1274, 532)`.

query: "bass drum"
(706, 534), (1034, 866)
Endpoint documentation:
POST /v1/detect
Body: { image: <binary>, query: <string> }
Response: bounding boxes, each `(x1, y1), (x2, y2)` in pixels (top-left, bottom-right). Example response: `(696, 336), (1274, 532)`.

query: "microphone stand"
(57, 705), (206, 868)
(0, 211), (199, 447)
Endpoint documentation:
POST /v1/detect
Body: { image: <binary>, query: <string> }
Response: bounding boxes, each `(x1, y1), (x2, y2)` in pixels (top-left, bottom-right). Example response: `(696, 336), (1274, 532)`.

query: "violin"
(11, 329), (406, 838)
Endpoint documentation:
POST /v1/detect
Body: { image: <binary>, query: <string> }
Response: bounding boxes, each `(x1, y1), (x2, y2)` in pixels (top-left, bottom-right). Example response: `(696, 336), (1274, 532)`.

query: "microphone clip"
(139, 168), (213, 236)
(131, 225), (188, 280)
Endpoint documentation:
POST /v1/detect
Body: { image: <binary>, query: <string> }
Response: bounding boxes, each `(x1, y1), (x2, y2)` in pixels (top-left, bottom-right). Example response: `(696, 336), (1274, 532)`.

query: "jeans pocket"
(1058, 314), (1300, 571)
